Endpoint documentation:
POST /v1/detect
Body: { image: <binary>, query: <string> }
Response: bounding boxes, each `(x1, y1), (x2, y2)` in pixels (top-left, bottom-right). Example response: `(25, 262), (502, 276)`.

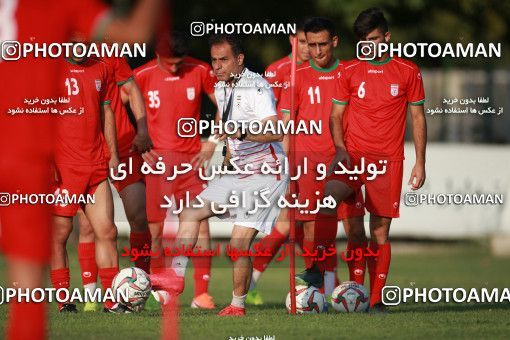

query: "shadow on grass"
(249, 302), (286, 310)
(244, 301), (510, 315)
(391, 302), (510, 314)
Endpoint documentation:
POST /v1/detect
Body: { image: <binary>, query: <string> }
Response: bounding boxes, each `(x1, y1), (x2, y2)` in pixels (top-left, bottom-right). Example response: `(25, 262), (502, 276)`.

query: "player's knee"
(303, 222), (314, 240)
(53, 227), (72, 244)
(180, 207), (199, 223)
(149, 223), (162, 237)
(129, 213), (148, 232)
(348, 231), (366, 244)
(325, 180), (353, 204)
(198, 223), (210, 238)
(229, 237), (249, 251)
(95, 223), (118, 242)
(52, 220), (73, 243)
(79, 222), (94, 239)
(275, 221), (290, 235)
(229, 241), (248, 254)
(347, 218), (366, 243)
(151, 232), (162, 245)
(371, 230), (388, 244)
(370, 223), (389, 244)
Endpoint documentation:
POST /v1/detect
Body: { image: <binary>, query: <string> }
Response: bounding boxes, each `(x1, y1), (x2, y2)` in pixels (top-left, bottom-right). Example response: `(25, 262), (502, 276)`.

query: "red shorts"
(0, 158), (52, 263)
(52, 162), (108, 217)
(328, 153), (403, 218)
(146, 150), (206, 223)
(111, 153), (145, 193)
(296, 157), (365, 221)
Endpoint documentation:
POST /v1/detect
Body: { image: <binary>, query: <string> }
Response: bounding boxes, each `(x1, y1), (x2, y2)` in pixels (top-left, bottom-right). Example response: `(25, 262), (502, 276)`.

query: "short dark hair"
(208, 34), (243, 56)
(353, 7), (388, 39)
(157, 30), (188, 57)
(303, 17), (336, 37)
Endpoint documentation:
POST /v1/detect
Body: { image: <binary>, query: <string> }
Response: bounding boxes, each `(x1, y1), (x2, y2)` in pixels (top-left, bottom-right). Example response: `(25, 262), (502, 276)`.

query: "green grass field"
(1, 240), (510, 339)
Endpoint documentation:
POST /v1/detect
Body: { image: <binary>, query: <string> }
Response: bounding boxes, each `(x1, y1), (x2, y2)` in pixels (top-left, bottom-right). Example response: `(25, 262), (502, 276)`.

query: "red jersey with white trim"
(55, 58), (115, 165)
(0, 0), (109, 156)
(332, 56), (425, 161)
(101, 57), (136, 157)
(279, 59), (342, 161)
(134, 56), (216, 153)
(264, 54), (294, 111)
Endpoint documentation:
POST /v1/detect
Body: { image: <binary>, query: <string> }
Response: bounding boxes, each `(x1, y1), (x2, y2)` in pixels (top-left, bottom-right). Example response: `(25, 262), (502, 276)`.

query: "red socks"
(313, 213), (338, 272)
(99, 267), (119, 309)
(370, 242), (391, 307)
(295, 225), (304, 250)
(150, 254), (165, 274)
(130, 231), (152, 273)
(7, 300), (46, 340)
(346, 240), (368, 285)
(367, 241), (379, 291)
(191, 256), (212, 297)
(302, 238), (315, 269)
(252, 228), (287, 272)
(78, 242), (97, 286)
(50, 268), (70, 310)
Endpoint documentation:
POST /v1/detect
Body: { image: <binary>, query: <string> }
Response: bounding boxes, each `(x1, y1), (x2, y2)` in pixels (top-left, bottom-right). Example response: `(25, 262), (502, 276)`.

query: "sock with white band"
(231, 292), (247, 308)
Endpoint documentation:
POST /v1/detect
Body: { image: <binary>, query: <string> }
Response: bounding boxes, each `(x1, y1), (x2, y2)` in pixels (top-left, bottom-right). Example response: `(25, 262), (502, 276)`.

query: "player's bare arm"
(191, 92), (220, 169)
(121, 79), (153, 153)
(408, 104), (427, 190)
(102, 104), (120, 175)
(328, 102), (350, 174)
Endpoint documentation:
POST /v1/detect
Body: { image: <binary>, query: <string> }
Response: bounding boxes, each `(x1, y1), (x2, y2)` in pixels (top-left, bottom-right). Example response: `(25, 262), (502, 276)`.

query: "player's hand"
(131, 131), (153, 153)
(109, 154), (121, 180)
(191, 141), (216, 170)
(327, 148), (351, 176)
(141, 149), (161, 168)
(408, 162), (426, 190)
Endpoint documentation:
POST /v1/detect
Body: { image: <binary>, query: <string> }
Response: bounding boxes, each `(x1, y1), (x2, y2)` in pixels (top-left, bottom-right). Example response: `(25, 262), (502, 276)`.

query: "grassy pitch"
(1, 241), (509, 339)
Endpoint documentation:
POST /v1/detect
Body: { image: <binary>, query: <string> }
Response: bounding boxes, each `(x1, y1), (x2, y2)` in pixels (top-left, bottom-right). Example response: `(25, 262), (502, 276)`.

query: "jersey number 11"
(308, 86), (321, 104)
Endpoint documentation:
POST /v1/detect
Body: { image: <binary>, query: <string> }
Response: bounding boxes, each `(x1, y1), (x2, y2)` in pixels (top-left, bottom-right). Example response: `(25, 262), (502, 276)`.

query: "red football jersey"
(55, 58), (115, 165)
(332, 56), (425, 161)
(101, 57), (136, 157)
(134, 56), (216, 153)
(0, 0), (109, 156)
(279, 59), (342, 161)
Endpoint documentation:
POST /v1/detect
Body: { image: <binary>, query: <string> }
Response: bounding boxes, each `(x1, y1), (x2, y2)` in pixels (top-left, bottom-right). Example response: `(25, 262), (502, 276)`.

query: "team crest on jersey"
(95, 79), (101, 91)
(186, 87), (195, 100)
(390, 84), (399, 96)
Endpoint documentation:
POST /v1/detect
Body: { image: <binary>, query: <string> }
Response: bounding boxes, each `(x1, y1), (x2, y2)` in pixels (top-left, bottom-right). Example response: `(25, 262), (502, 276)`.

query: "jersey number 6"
(357, 82), (366, 99)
